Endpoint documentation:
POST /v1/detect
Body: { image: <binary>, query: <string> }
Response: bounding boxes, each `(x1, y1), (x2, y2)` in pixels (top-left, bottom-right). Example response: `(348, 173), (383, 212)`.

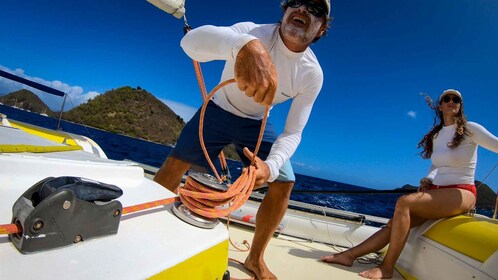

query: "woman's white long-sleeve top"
(428, 122), (498, 185)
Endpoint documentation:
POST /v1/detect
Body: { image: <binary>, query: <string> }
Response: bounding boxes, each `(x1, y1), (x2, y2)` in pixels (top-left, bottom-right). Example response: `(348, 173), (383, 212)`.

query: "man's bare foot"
(359, 266), (393, 279)
(244, 256), (277, 279)
(320, 251), (354, 267)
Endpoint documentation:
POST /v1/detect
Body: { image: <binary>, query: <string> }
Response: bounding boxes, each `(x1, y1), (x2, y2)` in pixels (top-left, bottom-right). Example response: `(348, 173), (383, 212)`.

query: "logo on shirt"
(280, 92), (291, 98)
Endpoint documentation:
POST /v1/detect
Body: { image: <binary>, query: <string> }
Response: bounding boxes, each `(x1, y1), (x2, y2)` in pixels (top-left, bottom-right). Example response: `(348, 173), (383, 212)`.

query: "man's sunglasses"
(287, 0), (327, 18)
(442, 95), (461, 104)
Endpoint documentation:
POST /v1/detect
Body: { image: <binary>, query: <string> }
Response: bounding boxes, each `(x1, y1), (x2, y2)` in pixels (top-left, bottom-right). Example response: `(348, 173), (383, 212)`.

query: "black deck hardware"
(9, 176), (123, 254)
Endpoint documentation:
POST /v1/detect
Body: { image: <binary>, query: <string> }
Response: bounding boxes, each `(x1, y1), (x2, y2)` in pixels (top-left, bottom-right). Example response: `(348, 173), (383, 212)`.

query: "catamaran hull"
(398, 216), (498, 280)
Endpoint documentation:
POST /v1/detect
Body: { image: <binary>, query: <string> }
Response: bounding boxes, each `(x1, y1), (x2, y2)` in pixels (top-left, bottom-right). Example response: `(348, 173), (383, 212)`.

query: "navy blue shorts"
(169, 101), (295, 182)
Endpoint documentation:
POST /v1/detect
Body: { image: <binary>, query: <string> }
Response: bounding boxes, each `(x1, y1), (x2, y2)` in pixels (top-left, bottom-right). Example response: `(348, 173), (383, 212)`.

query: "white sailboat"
(40, 107), (49, 117)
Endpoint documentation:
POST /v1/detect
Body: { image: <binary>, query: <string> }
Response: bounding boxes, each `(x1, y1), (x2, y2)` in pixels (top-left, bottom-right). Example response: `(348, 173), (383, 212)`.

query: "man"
(154, 0), (331, 278)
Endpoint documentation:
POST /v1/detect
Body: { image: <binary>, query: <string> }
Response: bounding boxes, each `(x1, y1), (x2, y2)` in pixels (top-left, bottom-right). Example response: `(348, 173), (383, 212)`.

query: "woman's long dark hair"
(417, 95), (471, 159)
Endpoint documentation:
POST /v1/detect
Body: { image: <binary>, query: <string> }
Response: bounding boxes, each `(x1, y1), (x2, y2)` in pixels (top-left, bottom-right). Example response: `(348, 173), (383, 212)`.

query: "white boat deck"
(225, 222), (404, 280)
(0, 123), (229, 279)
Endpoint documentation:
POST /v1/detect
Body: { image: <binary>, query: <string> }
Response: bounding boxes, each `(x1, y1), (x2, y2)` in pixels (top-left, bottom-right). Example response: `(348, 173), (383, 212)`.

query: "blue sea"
(1, 104), (493, 219)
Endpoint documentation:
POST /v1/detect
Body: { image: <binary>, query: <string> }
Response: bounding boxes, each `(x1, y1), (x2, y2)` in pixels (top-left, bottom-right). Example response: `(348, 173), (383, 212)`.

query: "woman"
(320, 89), (498, 279)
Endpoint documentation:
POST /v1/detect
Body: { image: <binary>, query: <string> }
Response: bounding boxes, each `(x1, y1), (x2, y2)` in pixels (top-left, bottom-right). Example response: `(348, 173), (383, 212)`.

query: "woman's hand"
(418, 177), (432, 192)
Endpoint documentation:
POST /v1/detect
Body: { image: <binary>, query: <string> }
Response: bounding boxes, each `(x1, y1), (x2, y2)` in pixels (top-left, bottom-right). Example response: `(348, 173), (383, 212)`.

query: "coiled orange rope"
(178, 79), (270, 218)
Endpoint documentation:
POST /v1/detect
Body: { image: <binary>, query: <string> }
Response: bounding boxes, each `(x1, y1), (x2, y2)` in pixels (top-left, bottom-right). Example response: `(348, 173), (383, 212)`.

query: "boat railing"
(0, 69), (67, 130)
(131, 161), (390, 226)
(250, 192), (389, 226)
(494, 191), (498, 220)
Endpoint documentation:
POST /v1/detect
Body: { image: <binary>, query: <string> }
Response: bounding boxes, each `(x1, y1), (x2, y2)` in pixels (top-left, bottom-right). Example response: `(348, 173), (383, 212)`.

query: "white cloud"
(293, 161), (306, 167)
(0, 65), (100, 111)
(292, 161), (321, 171)
(407, 110), (416, 119)
(159, 98), (198, 122)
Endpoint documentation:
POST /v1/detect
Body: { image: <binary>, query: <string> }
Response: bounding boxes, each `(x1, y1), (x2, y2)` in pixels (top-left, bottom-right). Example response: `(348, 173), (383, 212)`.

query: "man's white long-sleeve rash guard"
(180, 22), (324, 182)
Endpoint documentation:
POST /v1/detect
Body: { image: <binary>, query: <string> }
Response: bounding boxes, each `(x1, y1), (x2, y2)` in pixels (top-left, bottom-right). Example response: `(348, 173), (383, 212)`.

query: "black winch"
(10, 176), (123, 254)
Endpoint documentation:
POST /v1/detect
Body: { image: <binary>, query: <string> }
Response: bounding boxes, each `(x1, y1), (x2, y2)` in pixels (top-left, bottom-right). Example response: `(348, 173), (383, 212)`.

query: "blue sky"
(1, 0), (497, 190)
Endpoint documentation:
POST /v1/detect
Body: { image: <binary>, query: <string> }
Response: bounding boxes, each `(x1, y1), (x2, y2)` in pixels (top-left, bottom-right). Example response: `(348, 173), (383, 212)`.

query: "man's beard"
(281, 23), (315, 45)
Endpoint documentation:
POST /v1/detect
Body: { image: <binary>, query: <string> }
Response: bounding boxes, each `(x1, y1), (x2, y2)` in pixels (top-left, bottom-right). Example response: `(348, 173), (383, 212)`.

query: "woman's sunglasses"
(442, 95), (461, 104)
(286, 0), (327, 18)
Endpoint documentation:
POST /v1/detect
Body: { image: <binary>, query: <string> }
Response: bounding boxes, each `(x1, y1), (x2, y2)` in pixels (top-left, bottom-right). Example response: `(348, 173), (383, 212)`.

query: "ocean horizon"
(1, 103), (494, 219)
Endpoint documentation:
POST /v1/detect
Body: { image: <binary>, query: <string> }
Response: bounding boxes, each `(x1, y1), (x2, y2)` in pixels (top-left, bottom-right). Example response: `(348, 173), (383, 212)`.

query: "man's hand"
(243, 147), (270, 188)
(234, 40), (277, 107)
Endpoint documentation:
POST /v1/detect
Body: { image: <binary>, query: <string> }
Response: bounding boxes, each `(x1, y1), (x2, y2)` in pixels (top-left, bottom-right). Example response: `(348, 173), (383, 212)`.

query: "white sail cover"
(147, 0), (185, 19)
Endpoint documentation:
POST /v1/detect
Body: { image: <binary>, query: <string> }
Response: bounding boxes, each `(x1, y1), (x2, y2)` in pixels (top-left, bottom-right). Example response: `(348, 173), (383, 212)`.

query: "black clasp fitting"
(9, 176), (123, 254)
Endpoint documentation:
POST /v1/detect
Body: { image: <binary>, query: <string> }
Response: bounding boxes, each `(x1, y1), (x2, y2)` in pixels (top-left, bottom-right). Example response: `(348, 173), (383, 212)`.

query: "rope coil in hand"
(178, 79), (270, 218)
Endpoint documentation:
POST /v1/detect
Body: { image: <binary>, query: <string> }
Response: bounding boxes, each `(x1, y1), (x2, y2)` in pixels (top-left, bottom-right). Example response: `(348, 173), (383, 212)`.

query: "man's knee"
(153, 156), (191, 191)
(165, 156), (191, 171)
(267, 181), (294, 198)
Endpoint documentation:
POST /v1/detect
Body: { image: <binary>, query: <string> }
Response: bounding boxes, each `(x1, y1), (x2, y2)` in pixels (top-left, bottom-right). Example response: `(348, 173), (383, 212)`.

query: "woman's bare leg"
(321, 214), (429, 267)
(359, 189), (475, 279)
(321, 221), (392, 266)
